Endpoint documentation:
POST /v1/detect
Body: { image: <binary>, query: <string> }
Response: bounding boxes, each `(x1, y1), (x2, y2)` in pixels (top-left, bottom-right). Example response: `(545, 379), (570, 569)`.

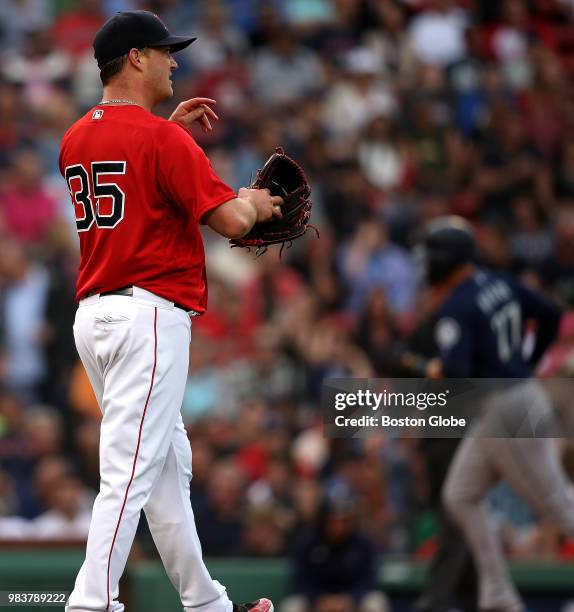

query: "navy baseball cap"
(93, 10), (196, 69)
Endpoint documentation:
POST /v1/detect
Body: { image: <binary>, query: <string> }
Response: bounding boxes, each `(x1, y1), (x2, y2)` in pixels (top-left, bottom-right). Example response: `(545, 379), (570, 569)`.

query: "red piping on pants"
(106, 307), (158, 611)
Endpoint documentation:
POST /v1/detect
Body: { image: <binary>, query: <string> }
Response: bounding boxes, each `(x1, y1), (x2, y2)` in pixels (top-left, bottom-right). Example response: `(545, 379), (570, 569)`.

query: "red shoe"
(233, 599), (274, 612)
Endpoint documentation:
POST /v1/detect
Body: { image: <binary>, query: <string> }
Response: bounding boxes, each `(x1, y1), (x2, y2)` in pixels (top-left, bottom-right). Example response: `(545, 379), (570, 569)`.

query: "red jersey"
(59, 105), (236, 313)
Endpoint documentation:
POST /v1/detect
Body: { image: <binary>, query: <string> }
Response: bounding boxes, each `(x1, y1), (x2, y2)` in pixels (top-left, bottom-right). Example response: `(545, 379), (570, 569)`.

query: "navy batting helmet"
(422, 216), (476, 285)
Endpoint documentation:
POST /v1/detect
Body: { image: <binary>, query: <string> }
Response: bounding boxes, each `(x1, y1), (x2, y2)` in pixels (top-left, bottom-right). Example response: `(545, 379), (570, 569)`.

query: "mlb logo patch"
(92, 109), (104, 120)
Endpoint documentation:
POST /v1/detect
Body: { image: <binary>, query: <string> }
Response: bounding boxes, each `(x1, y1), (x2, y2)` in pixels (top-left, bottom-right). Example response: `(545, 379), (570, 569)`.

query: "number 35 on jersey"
(65, 161), (126, 231)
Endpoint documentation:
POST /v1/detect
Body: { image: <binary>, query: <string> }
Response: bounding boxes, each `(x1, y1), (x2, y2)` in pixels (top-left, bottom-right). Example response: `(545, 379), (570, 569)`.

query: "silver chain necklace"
(99, 99), (140, 106)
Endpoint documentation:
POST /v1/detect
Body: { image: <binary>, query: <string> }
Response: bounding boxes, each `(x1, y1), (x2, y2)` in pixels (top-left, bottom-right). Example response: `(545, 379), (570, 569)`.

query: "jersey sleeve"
(512, 281), (562, 365)
(156, 122), (237, 223)
(434, 307), (474, 378)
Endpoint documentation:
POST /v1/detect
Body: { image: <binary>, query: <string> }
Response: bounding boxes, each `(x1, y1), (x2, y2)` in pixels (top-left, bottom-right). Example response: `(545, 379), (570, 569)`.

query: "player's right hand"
(239, 187), (283, 223)
(169, 97), (219, 133)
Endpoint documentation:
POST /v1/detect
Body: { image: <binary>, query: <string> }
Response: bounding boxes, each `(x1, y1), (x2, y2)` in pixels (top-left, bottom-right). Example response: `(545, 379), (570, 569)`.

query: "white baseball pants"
(66, 287), (232, 612)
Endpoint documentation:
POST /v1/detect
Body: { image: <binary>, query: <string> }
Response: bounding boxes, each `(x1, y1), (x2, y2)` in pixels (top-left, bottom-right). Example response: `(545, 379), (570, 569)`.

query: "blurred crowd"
(2, 0), (574, 602)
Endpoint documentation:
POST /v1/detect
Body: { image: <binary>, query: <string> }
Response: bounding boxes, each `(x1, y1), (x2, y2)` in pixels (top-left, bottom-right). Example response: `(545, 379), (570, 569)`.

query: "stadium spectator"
(251, 25), (325, 108)
(408, 0), (469, 67)
(0, 239), (50, 402)
(50, 0), (105, 57)
(32, 475), (92, 540)
(0, 0), (52, 52)
(338, 218), (417, 317)
(0, 150), (59, 246)
(280, 488), (389, 612)
(1, 28), (71, 108)
(194, 460), (246, 556)
(185, 1), (249, 74)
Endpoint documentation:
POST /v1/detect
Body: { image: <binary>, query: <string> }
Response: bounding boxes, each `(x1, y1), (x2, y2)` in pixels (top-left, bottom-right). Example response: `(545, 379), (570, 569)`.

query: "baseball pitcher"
(59, 11), (281, 612)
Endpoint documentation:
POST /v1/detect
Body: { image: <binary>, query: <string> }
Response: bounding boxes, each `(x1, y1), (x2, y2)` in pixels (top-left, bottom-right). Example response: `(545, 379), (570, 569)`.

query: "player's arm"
(389, 308), (473, 379)
(157, 123), (282, 238)
(515, 282), (562, 365)
(381, 343), (443, 378)
(202, 187), (283, 239)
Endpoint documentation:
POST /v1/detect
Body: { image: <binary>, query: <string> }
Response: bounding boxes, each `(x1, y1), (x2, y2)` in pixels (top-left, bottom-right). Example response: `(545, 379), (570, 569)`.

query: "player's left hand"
(169, 98), (219, 133)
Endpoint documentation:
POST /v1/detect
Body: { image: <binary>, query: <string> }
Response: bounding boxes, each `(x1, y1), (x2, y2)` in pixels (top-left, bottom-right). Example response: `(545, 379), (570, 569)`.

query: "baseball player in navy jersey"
(59, 11), (281, 612)
(418, 217), (574, 612)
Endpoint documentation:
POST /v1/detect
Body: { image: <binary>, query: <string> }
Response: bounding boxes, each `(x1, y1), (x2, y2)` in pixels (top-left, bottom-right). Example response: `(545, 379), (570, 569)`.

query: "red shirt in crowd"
(51, 10), (105, 56)
(59, 104), (236, 313)
(0, 184), (57, 245)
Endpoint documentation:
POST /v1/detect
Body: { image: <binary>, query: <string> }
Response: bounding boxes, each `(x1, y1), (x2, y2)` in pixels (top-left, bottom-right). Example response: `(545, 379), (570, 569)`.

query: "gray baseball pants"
(442, 381), (574, 611)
